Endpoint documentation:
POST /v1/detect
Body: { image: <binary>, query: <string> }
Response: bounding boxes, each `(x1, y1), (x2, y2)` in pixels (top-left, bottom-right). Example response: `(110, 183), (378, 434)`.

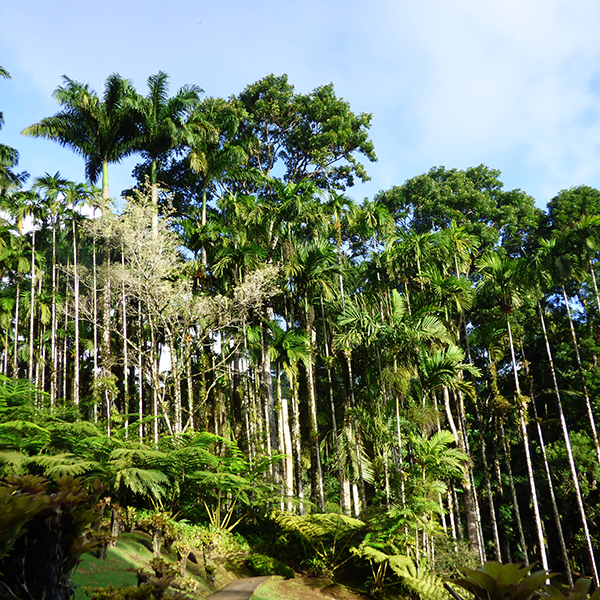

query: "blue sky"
(2, 0), (600, 210)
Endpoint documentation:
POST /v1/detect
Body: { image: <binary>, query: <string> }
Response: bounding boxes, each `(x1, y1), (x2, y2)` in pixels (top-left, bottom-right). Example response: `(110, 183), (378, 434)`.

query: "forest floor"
(71, 531), (371, 600)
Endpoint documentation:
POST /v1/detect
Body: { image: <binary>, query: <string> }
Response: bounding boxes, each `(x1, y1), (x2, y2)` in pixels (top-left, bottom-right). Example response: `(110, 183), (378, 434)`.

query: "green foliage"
(174, 432), (272, 531)
(0, 374), (44, 406)
(0, 474), (106, 600)
(248, 553), (295, 579)
(111, 458), (171, 503)
(448, 561), (553, 600)
(271, 510), (365, 576)
(351, 542), (448, 600)
(543, 577), (600, 600)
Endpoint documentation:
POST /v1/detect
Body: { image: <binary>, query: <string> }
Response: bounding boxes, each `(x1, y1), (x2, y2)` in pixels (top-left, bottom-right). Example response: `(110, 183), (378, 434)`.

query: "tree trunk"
(306, 323), (325, 512)
(28, 229), (36, 383)
(289, 370), (305, 514)
(499, 419), (529, 564)
(443, 386), (482, 559)
(560, 283), (600, 471)
(73, 218), (80, 407)
(536, 289), (597, 584)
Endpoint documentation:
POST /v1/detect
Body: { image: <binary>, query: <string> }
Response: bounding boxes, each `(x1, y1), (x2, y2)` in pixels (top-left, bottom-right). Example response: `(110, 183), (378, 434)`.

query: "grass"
(72, 533), (152, 598)
(71, 531), (215, 599)
(70, 532), (369, 600)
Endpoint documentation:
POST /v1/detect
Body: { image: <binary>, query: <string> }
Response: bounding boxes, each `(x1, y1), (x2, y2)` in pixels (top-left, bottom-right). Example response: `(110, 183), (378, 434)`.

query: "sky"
(2, 0), (600, 211)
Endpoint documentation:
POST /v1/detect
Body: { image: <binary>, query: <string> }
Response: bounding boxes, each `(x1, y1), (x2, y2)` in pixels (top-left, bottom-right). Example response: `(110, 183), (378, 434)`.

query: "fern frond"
(0, 450), (29, 476)
(271, 510), (365, 541)
(113, 467), (170, 501)
(28, 453), (102, 478)
(388, 556), (449, 600)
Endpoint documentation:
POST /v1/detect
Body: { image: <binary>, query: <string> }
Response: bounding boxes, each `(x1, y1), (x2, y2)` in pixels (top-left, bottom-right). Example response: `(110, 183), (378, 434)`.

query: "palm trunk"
(92, 235), (99, 423)
(443, 385), (482, 559)
(28, 229), (35, 383)
(505, 315), (548, 570)
(13, 280), (20, 378)
(290, 370), (305, 514)
(474, 411), (502, 561)
(345, 349), (366, 510)
(536, 288), (597, 584)
(73, 218), (80, 407)
(393, 357), (407, 507)
(151, 159), (159, 238)
(50, 220), (57, 407)
(305, 316), (325, 512)
(320, 296), (347, 514)
(261, 311), (279, 480)
(560, 282), (600, 470)
(121, 251), (129, 437)
(499, 419), (529, 564)
(138, 299), (144, 442)
(102, 247), (112, 435)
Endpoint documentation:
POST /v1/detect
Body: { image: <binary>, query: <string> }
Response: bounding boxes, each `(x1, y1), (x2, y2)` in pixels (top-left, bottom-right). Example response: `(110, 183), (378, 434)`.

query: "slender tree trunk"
(345, 349), (366, 510)
(393, 357), (407, 507)
(73, 219), (80, 407)
(121, 251), (129, 438)
(102, 247), (112, 436)
(536, 289), (597, 584)
(28, 229), (36, 383)
(50, 221), (57, 407)
(186, 342), (194, 432)
(92, 236), (99, 423)
(138, 299), (144, 442)
(443, 386), (482, 559)
(560, 283), (600, 471)
(290, 370), (305, 514)
(499, 419), (529, 564)
(505, 315), (548, 570)
(320, 296), (347, 514)
(306, 322), (325, 512)
(475, 411), (502, 561)
(12, 280), (20, 378)
(261, 311), (279, 480)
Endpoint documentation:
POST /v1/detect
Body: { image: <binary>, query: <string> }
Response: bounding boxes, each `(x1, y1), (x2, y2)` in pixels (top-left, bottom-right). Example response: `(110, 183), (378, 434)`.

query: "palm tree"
(62, 182), (95, 408)
(0, 67), (27, 195)
(32, 172), (70, 407)
(476, 251), (548, 570)
(128, 71), (202, 234)
(22, 74), (138, 199)
(528, 239), (599, 583)
(541, 236), (600, 472)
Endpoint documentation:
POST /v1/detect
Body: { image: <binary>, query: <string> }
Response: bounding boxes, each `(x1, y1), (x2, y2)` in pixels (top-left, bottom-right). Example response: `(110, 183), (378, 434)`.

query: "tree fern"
(113, 467), (170, 501)
(351, 542), (449, 599)
(0, 420), (50, 453)
(27, 453), (102, 479)
(0, 450), (29, 477)
(0, 375), (44, 407)
(271, 510), (365, 573)
(388, 554), (449, 600)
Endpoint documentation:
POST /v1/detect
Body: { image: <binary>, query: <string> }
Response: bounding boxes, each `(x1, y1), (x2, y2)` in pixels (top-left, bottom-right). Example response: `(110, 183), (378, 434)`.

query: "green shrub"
(248, 553), (295, 579)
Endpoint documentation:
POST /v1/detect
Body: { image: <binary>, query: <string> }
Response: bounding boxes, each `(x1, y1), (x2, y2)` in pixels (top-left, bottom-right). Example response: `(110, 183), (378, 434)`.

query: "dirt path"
(205, 576), (270, 600)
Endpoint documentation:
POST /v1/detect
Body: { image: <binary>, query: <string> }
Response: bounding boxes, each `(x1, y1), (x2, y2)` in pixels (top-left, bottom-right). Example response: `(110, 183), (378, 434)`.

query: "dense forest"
(2, 65), (600, 596)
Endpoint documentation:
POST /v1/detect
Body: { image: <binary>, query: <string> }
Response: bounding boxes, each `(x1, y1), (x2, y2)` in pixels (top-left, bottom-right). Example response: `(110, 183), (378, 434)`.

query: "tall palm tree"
(128, 71), (202, 234)
(32, 172), (71, 406)
(528, 238), (599, 584)
(22, 74), (138, 199)
(0, 67), (27, 195)
(476, 251), (548, 570)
